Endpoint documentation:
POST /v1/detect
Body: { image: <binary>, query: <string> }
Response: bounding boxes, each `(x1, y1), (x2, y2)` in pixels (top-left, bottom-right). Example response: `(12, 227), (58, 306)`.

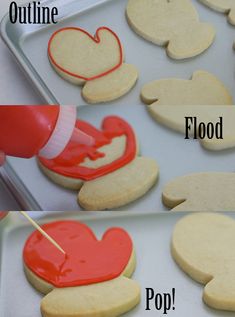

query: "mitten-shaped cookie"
(38, 116), (159, 210)
(199, 0), (235, 25)
(146, 105), (235, 151)
(163, 172), (235, 211)
(48, 27), (138, 103)
(141, 70), (232, 106)
(172, 213), (235, 311)
(126, 0), (215, 59)
(23, 220), (141, 317)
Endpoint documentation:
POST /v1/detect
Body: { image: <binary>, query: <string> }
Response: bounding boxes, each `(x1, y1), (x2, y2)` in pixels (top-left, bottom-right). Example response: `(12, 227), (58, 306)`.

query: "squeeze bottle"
(0, 105), (93, 159)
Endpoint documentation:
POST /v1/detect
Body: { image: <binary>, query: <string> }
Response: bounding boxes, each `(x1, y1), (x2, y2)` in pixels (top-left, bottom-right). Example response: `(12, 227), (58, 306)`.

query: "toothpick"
(20, 211), (66, 255)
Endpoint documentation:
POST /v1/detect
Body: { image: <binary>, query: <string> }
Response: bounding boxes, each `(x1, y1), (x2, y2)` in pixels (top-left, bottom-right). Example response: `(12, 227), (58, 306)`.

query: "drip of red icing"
(23, 221), (133, 288)
(38, 116), (136, 181)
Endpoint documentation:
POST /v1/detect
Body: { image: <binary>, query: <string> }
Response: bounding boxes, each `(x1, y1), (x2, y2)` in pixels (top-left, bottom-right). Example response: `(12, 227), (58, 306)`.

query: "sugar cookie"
(23, 220), (140, 317)
(38, 116), (159, 210)
(142, 71), (233, 148)
(146, 105), (235, 151)
(172, 213), (235, 311)
(141, 71), (232, 106)
(142, 71), (233, 151)
(199, 0), (235, 25)
(163, 172), (235, 211)
(48, 27), (138, 103)
(82, 63), (138, 104)
(126, 0), (215, 59)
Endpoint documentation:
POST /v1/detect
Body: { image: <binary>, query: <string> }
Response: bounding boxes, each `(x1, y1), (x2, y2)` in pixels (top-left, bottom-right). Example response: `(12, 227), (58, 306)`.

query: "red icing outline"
(38, 116), (137, 181)
(48, 27), (123, 81)
(23, 220), (133, 288)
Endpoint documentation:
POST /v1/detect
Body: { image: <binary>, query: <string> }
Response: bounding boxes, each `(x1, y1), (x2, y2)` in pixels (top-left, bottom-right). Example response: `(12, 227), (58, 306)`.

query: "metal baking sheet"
(0, 211), (234, 317)
(1, 0), (235, 211)
(1, 0), (235, 105)
(6, 104), (235, 211)
(0, 177), (20, 210)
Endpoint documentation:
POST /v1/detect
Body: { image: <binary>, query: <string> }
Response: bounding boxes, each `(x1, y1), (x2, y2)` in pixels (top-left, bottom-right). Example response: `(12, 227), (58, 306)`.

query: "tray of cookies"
(0, 211), (234, 317)
(6, 104), (235, 212)
(1, 0), (235, 106)
(2, 0), (235, 211)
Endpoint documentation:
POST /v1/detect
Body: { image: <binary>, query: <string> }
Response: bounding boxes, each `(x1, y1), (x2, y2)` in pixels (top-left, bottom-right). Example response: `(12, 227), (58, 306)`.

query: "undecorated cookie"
(23, 220), (140, 317)
(48, 27), (138, 103)
(172, 213), (235, 311)
(163, 172), (235, 211)
(199, 0), (235, 25)
(141, 71), (233, 106)
(146, 105), (235, 151)
(142, 71), (233, 147)
(38, 116), (159, 210)
(126, 0), (215, 59)
(82, 63), (138, 104)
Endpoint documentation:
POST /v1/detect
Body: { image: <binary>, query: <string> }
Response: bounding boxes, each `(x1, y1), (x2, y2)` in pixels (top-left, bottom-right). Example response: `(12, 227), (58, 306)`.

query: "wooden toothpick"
(20, 211), (66, 255)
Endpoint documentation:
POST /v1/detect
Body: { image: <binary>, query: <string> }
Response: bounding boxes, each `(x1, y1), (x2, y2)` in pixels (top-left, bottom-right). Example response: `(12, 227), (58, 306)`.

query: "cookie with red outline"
(48, 27), (138, 103)
(38, 116), (159, 210)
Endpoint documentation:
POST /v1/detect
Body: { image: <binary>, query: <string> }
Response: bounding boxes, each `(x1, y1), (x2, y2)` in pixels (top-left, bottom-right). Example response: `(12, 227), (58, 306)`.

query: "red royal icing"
(48, 27), (123, 81)
(23, 221), (133, 288)
(38, 116), (136, 181)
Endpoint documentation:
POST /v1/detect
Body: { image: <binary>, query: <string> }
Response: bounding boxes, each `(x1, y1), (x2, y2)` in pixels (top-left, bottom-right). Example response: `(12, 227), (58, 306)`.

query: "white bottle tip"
(71, 128), (94, 146)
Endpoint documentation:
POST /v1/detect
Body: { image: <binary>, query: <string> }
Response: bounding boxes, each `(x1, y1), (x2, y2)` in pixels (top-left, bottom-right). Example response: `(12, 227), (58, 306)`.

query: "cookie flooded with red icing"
(23, 220), (140, 317)
(48, 27), (138, 104)
(38, 116), (159, 210)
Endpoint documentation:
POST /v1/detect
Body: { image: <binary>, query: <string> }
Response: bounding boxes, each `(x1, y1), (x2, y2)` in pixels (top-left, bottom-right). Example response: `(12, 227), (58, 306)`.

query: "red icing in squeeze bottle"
(0, 105), (93, 159)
